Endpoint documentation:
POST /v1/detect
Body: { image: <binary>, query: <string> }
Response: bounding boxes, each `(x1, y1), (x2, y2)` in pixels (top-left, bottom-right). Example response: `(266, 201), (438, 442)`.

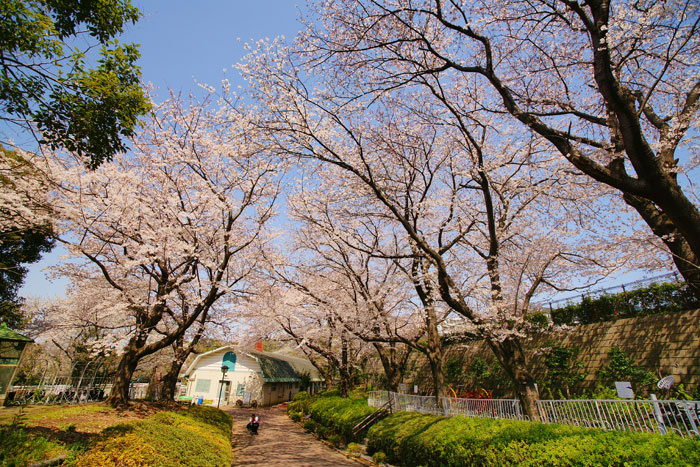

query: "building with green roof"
(182, 346), (323, 407)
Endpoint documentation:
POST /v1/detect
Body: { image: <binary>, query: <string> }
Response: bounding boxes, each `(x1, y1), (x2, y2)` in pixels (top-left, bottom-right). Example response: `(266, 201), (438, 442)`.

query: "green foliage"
(550, 281), (698, 326)
(371, 451), (387, 465)
(598, 347), (657, 395)
(308, 396), (376, 442)
(328, 433), (343, 447)
(290, 412), (302, 422)
(298, 372), (312, 392)
(444, 357), (464, 386)
(303, 420), (317, 432)
(73, 405), (232, 467)
(287, 392), (314, 415)
(316, 425), (329, 439)
(524, 312), (550, 329)
(539, 344), (585, 399)
(1, 0), (149, 167)
(347, 442), (362, 456)
(366, 411), (700, 467)
(0, 426), (71, 466)
(461, 356), (509, 394)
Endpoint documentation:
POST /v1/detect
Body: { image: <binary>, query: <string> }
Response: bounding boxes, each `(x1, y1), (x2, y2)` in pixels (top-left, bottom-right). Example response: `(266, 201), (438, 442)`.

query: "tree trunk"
(624, 193), (700, 301)
(374, 342), (411, 392)
(424, 300), (446, 407)
(488, 336), (541, 421)
(338, 339), (351, 397)
(426, 351), (446, 408)
(106, 342), (142, 407)
(161, 355), (186, 401)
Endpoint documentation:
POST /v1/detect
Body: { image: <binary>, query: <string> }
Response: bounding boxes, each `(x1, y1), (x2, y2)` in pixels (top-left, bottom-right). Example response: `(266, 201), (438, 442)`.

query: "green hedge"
(287, 391), (375, 443)
(74, 405), (233, 467)
(550, 282), (697, 325)
(308, 396), (375, 442)
(367, 412), (700, 467)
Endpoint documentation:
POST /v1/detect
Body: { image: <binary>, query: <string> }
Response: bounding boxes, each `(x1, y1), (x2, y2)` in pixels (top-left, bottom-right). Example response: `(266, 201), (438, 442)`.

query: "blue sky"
(20, 1), (305, 299)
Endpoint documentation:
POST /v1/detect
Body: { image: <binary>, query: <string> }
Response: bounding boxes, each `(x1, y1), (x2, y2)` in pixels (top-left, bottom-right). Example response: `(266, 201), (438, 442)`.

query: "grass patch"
(0, 425), (73, 466)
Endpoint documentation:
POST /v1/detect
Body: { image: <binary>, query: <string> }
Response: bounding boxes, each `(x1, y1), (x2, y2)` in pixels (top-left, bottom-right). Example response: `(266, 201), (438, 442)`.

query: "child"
(246, 414), (260, 434)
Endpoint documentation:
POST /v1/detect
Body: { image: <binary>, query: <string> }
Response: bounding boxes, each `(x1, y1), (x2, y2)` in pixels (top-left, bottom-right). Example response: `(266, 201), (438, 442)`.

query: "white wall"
(187, 349), (259, 405)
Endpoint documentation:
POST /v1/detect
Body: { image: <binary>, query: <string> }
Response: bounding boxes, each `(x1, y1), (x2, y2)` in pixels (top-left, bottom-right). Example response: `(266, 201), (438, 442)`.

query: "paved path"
(227, 406), (364, 467)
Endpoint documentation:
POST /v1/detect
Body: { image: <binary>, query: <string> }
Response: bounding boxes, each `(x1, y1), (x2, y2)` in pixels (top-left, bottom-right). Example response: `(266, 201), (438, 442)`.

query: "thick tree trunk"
(161, 354), (187, 401)
(106, 342), (142, 407)
(488, 336), (541, 421)
(624, 193), (700, 301)
(374, 342), (411, 392)
(426, 351), (446, 407)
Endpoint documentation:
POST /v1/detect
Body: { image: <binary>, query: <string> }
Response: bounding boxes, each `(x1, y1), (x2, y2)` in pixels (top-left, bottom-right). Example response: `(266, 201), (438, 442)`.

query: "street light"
(217, 365), (229, 408)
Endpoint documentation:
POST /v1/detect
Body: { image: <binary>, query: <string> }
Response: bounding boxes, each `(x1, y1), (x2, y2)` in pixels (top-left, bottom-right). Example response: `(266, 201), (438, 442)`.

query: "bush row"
(287, 390), (375, 444)
(73, 405), (233, 467)
(367, 411), (700, 467)
(550, 281), (697, 325)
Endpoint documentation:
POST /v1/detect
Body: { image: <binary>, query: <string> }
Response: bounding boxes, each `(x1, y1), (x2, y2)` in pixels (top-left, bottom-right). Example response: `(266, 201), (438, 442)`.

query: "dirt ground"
(228, 406), (366, 467)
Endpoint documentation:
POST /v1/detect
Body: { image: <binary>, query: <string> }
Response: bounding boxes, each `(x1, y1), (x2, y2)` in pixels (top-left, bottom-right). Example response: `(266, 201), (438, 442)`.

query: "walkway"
(227, 406), (365, 467)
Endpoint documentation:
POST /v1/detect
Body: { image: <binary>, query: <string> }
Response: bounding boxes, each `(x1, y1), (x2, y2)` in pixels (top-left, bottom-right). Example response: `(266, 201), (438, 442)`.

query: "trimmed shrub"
(290, 412), (302, 422)
(74, 406), (232, 467)
(347, 442), (362, 456)
(328, 433), (343, 448)
(293, 391), (311, 401)
(308, 396), (375, 442)
(303, 420), (317, 432)
(366, 411), (700, 467)
(371, 451), (387, 465)
(316, 425), (330, 439)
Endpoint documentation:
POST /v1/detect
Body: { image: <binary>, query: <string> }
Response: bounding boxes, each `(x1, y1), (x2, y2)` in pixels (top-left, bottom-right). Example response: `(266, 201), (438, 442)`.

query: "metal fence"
(368, 391), (700, 438)
(7, 379), (174, 405)
(543, 272), (679, 310)
(6, 376), (112, 405)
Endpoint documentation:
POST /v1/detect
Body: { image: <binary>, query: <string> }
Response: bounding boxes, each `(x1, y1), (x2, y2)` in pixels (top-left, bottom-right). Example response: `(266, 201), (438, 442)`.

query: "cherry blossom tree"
(39, 91), (281, 406)
(239, 42), (632, 416)
(251, 280), (369, 396)
(286, 182), (448, 398)
(300, 0), (700, 298)
(1, 146), (54, 327)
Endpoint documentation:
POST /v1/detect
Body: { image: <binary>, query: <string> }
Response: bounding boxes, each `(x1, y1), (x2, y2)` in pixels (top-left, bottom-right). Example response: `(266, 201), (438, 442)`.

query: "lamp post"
(217, 365), (229, 408)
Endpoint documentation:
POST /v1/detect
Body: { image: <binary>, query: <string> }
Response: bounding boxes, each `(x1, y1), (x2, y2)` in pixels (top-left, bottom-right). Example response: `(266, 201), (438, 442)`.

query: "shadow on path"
(227, 406), (364, 467)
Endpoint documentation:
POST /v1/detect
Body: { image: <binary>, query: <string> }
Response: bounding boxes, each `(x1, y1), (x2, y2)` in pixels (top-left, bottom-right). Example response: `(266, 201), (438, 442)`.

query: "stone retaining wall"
(421, 308), (700, 395)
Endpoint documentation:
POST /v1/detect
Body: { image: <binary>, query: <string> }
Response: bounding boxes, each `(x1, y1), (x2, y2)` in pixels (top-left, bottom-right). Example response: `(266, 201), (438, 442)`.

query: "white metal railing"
(368, 391), (700, 438)
(7, 376), (112, 405)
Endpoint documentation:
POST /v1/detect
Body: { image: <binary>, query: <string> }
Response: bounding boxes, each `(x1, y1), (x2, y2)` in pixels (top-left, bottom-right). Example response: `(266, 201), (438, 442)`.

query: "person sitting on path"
(246, 414), (260, 434)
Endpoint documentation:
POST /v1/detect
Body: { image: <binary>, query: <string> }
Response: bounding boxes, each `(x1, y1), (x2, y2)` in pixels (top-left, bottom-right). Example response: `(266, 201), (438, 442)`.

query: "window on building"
(236, 383), (245, 396)
(271, 384), (277, 391)
(195, 379), (211, 393)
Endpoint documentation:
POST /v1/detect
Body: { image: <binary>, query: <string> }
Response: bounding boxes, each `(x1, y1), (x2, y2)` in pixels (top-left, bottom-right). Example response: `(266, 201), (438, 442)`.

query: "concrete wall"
(549, 308), (700, 390)
(421, 308), (700, 395)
